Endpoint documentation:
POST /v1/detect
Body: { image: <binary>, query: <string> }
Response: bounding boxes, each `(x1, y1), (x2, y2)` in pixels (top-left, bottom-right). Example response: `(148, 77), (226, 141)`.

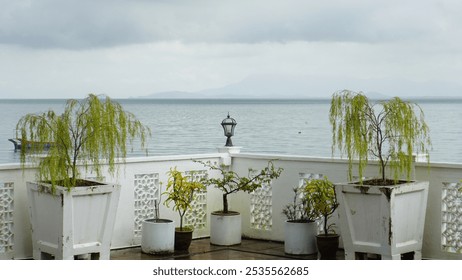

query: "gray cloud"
(1, 0), (461, 99)
(1, 0), (457, 49)
(0, 0), (151, 49)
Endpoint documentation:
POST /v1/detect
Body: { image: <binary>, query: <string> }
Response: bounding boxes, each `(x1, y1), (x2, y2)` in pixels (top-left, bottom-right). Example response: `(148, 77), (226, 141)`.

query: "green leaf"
(16, 94), (151, 193)
(329, 90), (431, 184)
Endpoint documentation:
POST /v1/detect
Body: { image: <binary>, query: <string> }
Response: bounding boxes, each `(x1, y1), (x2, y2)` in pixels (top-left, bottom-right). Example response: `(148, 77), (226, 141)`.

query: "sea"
(1, 98), (462, 165)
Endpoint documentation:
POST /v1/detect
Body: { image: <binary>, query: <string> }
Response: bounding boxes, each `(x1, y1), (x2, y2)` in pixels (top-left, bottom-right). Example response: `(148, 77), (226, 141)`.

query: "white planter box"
(335, 181), (429, 260)
(284, 220), (317, 255)
(27, 181), (121, 260)
(210, 212), (241, 246)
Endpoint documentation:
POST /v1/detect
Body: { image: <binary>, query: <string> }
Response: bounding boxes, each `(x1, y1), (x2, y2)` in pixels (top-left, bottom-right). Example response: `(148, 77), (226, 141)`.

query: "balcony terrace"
(1, 148), (461, 260)
(110, 238), (345, 260)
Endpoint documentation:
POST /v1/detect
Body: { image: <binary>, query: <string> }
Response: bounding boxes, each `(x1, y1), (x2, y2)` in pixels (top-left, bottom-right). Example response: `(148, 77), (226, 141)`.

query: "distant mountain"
(142, 74), (345, 99)
(143, 90), (205, 99)
(141, 74), (462, 99)
(144, 74), (344, 99)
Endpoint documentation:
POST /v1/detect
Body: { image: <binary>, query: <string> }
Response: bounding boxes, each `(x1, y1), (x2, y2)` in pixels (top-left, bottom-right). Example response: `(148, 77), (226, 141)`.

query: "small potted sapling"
(196, 160), (283, 246)
(304, 177), (339, 260)
(282, 186), (319, 255)
(163, 167), (206, 251)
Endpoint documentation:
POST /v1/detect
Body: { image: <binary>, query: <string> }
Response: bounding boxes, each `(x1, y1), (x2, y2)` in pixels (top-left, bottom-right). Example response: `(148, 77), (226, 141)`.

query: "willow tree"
(329, 90), (431, 185)
(16, 94), (151, 192)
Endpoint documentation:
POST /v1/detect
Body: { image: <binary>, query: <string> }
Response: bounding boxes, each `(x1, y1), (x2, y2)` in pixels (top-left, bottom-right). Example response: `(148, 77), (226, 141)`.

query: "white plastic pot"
(284, 220), (318, 255)
(141, 219), (175, 254)
(210, 211), (241, 246)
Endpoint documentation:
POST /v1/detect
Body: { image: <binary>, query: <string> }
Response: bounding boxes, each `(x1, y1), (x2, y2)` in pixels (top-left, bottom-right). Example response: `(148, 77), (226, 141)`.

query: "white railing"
(1, 150), (461, 260)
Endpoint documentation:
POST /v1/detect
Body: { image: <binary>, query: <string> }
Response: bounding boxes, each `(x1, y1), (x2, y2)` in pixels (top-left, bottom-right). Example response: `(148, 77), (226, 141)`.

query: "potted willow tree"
(197, 160), (283, 246)
(282, 186), (319, 255)
(304, 177), (339, 260)
(163, 167), (206, 251)
(329, 90), (431, 260)
(16, 94), (150, 260)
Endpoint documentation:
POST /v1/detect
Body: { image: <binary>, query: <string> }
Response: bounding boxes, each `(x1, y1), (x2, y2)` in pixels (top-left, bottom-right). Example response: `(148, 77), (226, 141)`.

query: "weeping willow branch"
(329, 90), (431, 184)
(16, 94), (151, 192)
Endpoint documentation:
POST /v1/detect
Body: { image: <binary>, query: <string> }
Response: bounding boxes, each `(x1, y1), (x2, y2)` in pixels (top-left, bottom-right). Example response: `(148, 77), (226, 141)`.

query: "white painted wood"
(26, 181), (121, 260)
(335, 181), (429, 260)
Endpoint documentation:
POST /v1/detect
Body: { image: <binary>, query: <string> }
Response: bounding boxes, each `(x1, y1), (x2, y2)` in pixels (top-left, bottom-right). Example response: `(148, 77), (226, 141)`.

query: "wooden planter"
(335, 181), (429, 260)
(27, 181), (121, 260)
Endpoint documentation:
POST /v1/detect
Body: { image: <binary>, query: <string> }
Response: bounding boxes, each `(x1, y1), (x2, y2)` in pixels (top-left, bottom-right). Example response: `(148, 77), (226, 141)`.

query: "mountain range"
(140, 74), (461, 100)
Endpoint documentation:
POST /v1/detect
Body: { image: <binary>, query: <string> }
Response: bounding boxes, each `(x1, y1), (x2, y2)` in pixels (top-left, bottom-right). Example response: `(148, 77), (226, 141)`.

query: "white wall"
(1, 152), (461, 260)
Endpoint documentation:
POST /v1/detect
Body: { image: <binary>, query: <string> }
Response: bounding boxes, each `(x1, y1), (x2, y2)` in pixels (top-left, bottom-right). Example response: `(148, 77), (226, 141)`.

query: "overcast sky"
(1, 0), (461, 99)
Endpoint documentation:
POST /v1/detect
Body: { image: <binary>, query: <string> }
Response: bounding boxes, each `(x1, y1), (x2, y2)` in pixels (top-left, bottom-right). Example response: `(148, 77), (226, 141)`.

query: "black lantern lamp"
(221, 113), (237, 147)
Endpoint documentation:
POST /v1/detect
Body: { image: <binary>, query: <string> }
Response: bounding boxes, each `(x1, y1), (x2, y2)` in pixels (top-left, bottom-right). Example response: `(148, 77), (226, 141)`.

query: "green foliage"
(282, 187), (318, 222)
(16, 94), (151, 192)
(303, 177), (338, 235)
(196, 160), (283, 214)
(329, 90), (431, 184)
(163, 167), (206, 231)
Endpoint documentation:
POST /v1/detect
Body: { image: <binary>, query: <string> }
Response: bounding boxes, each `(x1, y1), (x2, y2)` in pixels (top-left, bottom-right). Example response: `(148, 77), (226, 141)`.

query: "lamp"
(221, 113), (237, 147)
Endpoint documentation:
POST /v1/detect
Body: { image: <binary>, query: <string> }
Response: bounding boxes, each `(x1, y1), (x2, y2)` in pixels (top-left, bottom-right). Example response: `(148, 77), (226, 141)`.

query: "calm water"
(1, 98), (461, 164)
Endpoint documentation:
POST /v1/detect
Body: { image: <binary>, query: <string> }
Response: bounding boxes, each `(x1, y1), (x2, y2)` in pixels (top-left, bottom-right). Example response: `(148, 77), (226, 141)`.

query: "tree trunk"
(223, 193), (228, 213)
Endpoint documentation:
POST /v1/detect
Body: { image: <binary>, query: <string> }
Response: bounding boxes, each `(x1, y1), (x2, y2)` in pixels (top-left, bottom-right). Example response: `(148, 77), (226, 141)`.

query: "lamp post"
(221, 113), (237, 147)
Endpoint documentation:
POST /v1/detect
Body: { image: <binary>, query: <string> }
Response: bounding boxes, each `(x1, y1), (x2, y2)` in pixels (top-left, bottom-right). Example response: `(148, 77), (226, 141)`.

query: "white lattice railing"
(1, 153), (462, 259)
(0, 182), (14, 258)
(250, 181), (273, 231)
(184, 170), (208, 230)
(442, 182), (462, 253)
(134, 173), (161, 238)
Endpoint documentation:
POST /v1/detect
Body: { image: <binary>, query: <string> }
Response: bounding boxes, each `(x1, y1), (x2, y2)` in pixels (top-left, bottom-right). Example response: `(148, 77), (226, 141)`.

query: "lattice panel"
(0, 182), (14, 254)
(184, 170), (207, 230)
(250, 179), (272, 231)
(442, 182), (462, 253)
(299, 173), (323, 188)
(134, 173), (160, 238)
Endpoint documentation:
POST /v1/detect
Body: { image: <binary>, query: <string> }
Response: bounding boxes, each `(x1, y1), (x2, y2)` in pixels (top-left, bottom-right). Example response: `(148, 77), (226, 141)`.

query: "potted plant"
(304, 177), (339, 260)
(163, 167), (206, 251)
(282, 186), (319, 255)
(141, 192), (175, 255)
(329, 90), (431, 260)
(16, 94), (150, 260)
(197, 160), (283, 245)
